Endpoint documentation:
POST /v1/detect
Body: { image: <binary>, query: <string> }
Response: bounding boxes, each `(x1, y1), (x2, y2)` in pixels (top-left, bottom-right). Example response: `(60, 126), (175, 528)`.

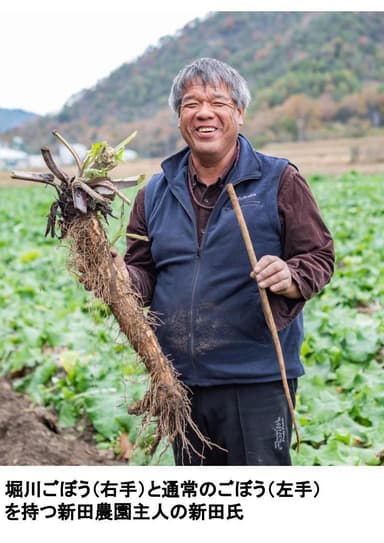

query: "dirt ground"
(1, 134), (384, 188)
(0, 377), (128, 466)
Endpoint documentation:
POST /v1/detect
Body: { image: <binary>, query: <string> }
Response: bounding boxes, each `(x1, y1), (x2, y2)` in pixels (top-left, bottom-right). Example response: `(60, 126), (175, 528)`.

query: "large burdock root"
(11, 131), (214, 459)
(67, 214), (209, 456)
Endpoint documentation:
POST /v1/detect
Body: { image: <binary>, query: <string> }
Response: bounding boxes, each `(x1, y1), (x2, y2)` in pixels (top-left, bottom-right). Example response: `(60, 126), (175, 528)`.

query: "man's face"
(178, 81), (244, 164)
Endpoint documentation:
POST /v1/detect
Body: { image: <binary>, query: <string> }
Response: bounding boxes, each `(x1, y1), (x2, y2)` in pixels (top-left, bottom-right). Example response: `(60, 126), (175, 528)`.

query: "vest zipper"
(189, 249), (201, 380)
(170, 191), (200, 379)
(198, 176), (253, 253)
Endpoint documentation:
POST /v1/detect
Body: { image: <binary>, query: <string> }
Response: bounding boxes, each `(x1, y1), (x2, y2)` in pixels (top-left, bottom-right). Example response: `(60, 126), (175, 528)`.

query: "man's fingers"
(254, 258), (285, 281)
(259, 269), (289, 288)
(269, 278), (292, 293)
(250, 255), (291, 292)
(253, 254), (277, 272)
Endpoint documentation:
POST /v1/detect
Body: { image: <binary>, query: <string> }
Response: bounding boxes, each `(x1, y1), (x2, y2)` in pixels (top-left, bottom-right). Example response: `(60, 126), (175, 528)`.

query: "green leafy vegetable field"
(292, 171), (384, 465)
(0, 171), (383, 465)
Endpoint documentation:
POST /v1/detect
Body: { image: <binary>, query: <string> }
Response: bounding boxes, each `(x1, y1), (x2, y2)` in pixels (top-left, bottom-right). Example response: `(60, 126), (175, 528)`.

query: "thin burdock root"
(11, 130), (214, 459)
(226, 183), (301, 452)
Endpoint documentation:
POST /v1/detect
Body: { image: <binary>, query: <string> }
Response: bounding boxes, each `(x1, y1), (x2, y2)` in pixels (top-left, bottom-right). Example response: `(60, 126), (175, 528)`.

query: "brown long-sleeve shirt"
(124, 163), (334, 330)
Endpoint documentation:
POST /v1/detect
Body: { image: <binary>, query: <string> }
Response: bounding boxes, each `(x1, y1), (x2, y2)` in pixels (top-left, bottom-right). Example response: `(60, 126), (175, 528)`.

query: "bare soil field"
(0, 377), (127, 465)
(1, 135), (383, 187)
(261, 134), (384, 176)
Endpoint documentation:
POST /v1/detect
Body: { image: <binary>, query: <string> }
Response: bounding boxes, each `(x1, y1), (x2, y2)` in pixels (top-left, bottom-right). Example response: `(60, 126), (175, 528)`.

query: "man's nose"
(196, 101), (215, 118)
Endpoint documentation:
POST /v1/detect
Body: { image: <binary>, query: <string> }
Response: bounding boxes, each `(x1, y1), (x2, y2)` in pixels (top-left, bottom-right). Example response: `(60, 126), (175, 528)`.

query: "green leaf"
(114, 131), (138, 154)
(58, 402), (79, 428)
(19, 249), (42, 263)
(83, 387), (129, 438)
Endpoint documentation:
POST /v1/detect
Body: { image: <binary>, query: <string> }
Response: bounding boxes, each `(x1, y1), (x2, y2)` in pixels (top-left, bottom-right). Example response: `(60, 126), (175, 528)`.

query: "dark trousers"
(173, 380), (297, 466)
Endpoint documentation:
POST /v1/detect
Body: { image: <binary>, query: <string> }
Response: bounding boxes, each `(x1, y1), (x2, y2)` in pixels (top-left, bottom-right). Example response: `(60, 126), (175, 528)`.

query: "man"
(115, 57), (334, 465)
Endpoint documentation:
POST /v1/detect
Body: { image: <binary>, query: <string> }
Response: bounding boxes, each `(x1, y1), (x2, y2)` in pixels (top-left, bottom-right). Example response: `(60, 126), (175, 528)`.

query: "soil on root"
(0, 377), (127, 466)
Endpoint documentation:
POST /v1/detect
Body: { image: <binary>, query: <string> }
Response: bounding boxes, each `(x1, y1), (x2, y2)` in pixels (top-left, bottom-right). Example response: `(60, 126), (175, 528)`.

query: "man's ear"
(237, 108), (245, 126)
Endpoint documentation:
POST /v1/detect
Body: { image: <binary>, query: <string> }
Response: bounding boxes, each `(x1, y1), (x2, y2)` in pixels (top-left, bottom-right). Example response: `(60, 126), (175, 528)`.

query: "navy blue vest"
(145, 135), (304, 386)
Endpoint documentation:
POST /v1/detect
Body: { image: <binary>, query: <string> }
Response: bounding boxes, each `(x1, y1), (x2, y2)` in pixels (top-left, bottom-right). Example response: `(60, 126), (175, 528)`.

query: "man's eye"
(182, 102), (198, 109)
(213, 101), (233, 108)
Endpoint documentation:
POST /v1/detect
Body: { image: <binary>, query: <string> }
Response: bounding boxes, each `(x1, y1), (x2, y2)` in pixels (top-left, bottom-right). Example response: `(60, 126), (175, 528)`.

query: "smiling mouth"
(196, 127), (216, 134)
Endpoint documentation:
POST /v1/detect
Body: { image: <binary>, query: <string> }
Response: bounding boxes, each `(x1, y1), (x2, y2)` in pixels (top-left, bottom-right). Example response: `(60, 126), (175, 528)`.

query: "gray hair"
(168, 57), (251, 113)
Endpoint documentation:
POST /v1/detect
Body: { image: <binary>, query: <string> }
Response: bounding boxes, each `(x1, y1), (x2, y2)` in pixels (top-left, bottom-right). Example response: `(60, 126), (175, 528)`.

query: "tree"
(279, 94), (317, 141)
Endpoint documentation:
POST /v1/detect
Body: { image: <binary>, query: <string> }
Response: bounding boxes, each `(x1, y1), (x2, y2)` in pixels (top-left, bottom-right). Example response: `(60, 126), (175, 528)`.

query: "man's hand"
(250, 255), (301, 299)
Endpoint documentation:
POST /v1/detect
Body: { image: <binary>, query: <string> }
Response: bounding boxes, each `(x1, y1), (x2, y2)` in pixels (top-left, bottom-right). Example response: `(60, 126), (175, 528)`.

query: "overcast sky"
(0, 0), (378, 116)
(0, 5), (210, 115)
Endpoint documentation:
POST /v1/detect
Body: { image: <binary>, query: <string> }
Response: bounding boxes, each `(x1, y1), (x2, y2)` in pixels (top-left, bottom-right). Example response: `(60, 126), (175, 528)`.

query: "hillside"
(3, 11), (384, 156)
(0, 108), (39, 134)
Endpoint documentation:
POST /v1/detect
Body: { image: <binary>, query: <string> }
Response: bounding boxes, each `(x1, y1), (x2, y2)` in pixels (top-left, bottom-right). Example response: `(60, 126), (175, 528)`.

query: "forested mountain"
(4, 11), (384, 156)
(0, 108), (39, 135)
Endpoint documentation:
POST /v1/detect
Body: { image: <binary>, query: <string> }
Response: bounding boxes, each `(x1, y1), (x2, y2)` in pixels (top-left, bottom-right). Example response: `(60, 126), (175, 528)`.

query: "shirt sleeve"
(124, 187), (155, 305)
(268, 164), (335, 330)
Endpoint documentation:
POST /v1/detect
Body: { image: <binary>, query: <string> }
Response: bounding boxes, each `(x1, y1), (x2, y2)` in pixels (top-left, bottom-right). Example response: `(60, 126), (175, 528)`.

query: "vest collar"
(161, 134), (263, 186)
